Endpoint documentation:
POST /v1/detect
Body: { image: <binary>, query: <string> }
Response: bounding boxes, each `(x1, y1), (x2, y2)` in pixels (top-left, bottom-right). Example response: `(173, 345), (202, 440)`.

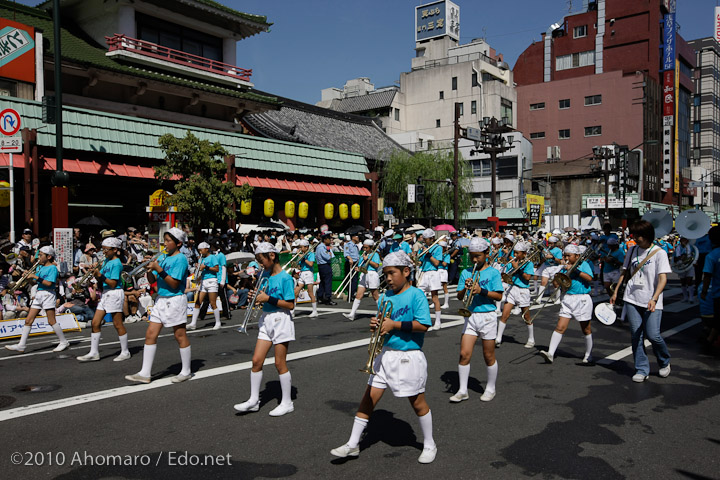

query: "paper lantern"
(240, 199), (252, 216)
(324, 203), (334, 220)
(0, 181), (9, 208)
(298, 201), (309, 219)
(285, 200), (295, 218)
(339, 203), (349, 220)
(264, 198), (275, 218)
(351, 203), (361, 220)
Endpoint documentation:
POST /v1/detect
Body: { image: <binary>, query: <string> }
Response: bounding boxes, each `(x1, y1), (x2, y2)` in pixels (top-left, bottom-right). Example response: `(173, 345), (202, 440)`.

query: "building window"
(530, 132), (545, 139)
(501, 98), (513, 126)
(693, 121), (700, 133)
(394, 108), (400, 121)
(436, 119), (441, 128)
(472, 72), (479, 87)
(457, 102), (464, 116)
(693, 96), (700, 107)
(559, 129), (570, 139)
(136, 12), (223, 61)
(556, 50), (595, 71)
(573, 25), (587, 38)
(584, 94), (602, 106)
(530, 102), (545, 110)
(584, 125), (602, 136)
(439, 91), (444, 100)
(559, 98), (570, 109)
(471, 100), (477, 115)
(452, 76), (457, 90)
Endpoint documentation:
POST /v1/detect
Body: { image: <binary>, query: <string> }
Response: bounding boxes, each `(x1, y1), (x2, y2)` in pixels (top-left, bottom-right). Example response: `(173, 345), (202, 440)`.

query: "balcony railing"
(106, 34), (252, 83)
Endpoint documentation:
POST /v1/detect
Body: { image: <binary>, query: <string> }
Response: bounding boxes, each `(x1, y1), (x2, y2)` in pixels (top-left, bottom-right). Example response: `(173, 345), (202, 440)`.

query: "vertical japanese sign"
(661, 2), (676, 192)
(526, 194), (544, 227)
(674, 59), (680, 194)
(715, 6), (720, 44)
(0, 19), (35, 84)
(53, 228), (73, 276)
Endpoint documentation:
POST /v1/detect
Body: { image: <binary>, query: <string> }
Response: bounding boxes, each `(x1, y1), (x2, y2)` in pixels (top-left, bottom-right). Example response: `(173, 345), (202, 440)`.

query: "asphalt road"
(0, 279), (718, 480)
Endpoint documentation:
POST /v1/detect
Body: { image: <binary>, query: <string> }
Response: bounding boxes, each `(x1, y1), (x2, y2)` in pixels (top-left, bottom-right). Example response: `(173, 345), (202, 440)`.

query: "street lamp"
(469, 117), (515, 219)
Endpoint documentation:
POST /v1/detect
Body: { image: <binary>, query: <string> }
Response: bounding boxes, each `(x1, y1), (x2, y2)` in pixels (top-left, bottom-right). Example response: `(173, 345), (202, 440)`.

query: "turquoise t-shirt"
(300, 251), (315, 272)
(564, 260), (593, 295)
(157, 253), (188, 297)
(504, 259), (534, 288)
(399, 242), (412, 255)
(215, 252), (227, 283)
(379, 287), (431, 351)
(703, 247), (720, 298)
(439, 252), (450, 270)
(261, 270), (295, 313)
(458, 265), (503, 313)
(360, 252), (381, 272)
(602, 249), (625, 273)
(36, 264), (58, 292)
(101, 258), (123, 290)
(199, 254), (219, 281)
(421, 244), (442, 272)
(546, 247), (563, 266)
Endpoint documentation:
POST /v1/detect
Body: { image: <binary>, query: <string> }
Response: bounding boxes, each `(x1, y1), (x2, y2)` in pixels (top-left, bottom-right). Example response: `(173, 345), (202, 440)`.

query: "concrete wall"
(547, 177), (603, 216)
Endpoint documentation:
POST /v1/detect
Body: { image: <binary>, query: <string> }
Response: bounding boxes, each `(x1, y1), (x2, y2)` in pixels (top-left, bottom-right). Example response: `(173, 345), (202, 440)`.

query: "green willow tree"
(380, 149), (473, 222)
(155, 131), (253, 230)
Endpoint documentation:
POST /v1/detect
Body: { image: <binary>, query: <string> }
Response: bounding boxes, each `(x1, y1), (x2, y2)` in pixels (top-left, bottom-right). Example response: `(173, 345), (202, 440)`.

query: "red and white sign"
(715, 7), (720, 44)
(0, 108), (21, 136)
(663, 71), (674, 117)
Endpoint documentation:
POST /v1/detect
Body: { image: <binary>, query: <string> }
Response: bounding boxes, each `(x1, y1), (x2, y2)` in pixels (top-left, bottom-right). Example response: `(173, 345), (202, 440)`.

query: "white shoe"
(418, 446), (437, 464)
(330, 443), (359, 458)
(77, 353), (100, 362)
(268, 402), (294, 417)
(480, 391), (496, 402)
(53, 342), (70, 352)
(582, 354), (593, 364)
(125, 373), (151, 384)
(5, 344), (25, 353)
(124, 315), (138, 324)
(213, 324), (221, 330)
(309, 311), (319, 318)
(113, 352), (131, 362)
(534, 296), (544, 305)
(511, 307), (521, 315)
(659, 364), (671, 378)
(449, 392), (469, 403)
(524, 341), (535, 349)
(540, 350), (553, 363)
(171, 373), (193, 383)
(233, 400), (260, 413)
(632, 373), (648, 383)
(495, 341), (502, 348)
(441, 303), (449, 310)
(433, 322), (441, 331)
(187, 323), (197, 331)
(342, 313), (355, 321)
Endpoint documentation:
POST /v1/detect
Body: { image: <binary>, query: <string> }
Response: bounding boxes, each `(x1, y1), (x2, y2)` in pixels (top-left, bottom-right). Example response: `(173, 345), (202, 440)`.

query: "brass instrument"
(360, 300), (393, 375)
(501, 245), (542, 284)
(497, 238), (519, 265)
(74, 260), (105, 292)
(10, 259), (40, 291)
(415, 235), (448, 285)
(127, 249), (166, 284)
(359, 241), (382, 274)
(238, 268), (267, 334)
(458, 262), (480, 317)
(554, 246), (595, 291)
(285, 240), (319, 272)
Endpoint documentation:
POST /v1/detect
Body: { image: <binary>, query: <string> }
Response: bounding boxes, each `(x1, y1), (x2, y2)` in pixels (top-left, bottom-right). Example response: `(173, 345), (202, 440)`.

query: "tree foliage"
(155, 131), (253, 229)
(380, 149), (473, 223)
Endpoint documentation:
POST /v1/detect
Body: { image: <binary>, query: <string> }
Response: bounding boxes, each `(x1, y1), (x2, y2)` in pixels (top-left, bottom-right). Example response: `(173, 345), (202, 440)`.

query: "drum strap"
(621, 246), (660, 285)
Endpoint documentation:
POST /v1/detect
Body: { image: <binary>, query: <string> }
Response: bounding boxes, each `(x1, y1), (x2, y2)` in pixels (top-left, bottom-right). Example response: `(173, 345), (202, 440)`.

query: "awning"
(235, 175), (370, 197)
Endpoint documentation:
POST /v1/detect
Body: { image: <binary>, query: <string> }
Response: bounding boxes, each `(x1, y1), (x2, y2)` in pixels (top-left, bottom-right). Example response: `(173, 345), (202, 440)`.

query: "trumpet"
(458, 262), (480, 317)
(74, 260), (105, 292)
(360, 300), (393, 375)
(127, 249), (166, 282)
(501, 245), (542, 284)
(9, 259), (40, 290)
(238, 268), (267, 334)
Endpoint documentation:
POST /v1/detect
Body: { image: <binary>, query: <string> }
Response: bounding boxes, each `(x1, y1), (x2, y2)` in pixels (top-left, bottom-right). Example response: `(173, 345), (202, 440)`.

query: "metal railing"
(106, 34), (252, 82)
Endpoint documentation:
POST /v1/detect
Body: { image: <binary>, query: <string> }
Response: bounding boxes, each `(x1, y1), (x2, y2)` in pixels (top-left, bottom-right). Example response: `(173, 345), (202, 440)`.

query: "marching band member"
(296, 239), (318, 318)
(490, 237), (504, 272)
(5, 246), (69, 353)
(700, 227), (720, 346)
(610, 220), (672, 382)
(417, 228), (443, 330)
(188, 242), (221, 330)
(215, 242), (231, 320)
(76, 237), (131, 362)
(234, 242), (296, 416)
(540, 244), (594, 364)
(534, 236), (563, 304)
(496, 241), (535, 348)
(450, 238), (503, 403)
(438, 240), (450, 309)
(602, 237), (625, 295)
(344, 239), (381, 321)
(674, 236), (695, 302)
(330, 251), (436, 464)
(125, 228), (191, 384)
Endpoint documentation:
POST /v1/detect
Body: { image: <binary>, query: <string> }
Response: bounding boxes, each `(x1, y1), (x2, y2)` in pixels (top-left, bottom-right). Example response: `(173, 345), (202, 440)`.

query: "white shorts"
(258, 311), (295, 344)
(505, 285), (531, 308)
(438, 269), (448, 284)
(200, 277), (218, 293)
(31, 290), (56, 310)
(369, 348), (427, 397)
(97, 288), (124, 314)
(558, 294), (593, 322)
(462, 311), (497, 340)
(603, 270), (621, 285)
(418, 270), (441, 292)
(149, 295), (187, 328)
(541, 265), (561, 279)
(359, 271), (380, 290)
(299, 270), (315, 286)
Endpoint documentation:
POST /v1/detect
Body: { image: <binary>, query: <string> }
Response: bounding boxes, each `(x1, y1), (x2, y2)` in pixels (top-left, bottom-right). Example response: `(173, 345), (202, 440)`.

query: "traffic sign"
(0, 108), (21, 136)
(688, 181), (706, 188)
(465, 127), (482, 141)
(383, 207), (394, 215)
(0, 136), (21, 153)
(407, 184), (416, 203)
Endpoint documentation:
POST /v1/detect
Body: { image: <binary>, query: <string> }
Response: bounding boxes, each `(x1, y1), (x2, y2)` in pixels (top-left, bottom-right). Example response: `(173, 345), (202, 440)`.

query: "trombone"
(238, 270), (268, 334)
(74, 259), (106, 292)
(360, 300), (393, 375)
(9, 258), (40, 290)
(358, 241), (382, 274)
(501, 245), (542, 284)
(458, 262), (480, 317)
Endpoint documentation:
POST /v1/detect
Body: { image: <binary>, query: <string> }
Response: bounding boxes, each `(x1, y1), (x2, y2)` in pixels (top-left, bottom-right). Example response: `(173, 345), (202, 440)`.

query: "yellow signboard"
(526, 194), (544, 226)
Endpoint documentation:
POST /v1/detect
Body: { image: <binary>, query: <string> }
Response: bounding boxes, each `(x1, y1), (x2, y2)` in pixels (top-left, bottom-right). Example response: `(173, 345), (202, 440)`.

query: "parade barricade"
(0, 313), (81, 340)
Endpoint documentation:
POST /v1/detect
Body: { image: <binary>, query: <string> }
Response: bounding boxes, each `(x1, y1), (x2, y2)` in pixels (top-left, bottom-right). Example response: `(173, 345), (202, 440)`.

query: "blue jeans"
(625, 302), (671, 376)
(68, 304), (95, 323)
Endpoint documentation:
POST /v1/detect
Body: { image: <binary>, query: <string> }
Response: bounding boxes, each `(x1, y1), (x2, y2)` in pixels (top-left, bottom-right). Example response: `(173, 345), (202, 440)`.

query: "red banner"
(663, 70), (674, 117)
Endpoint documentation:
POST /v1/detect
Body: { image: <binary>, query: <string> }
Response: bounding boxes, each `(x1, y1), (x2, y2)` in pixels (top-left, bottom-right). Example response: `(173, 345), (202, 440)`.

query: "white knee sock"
(497, 321), (507, 343)
(434, 311), (441, 328)
(179, 346), (191, 376)
(249, 370), (263, 403)
(52, 323), (67, 344)
(213, 309), (221, 327)
(527, 324), (535, 344)
(190, 308), (200, 326)
(118, 333), (129, 355)
(279, 371), (292, 405)
(90, 331), (101, 355)
(138, 343), (157, 377)
(458, 364), (470, 394)
(17, 325), (31, 348)
(350, 299), (361, 317)
(584, 334), (593, 357)
(417, 410), (436, 449)
(486, 361), (498, 393)
(443, 291), (449, 306)
(312, 302), (317, 314)
(536, 285), (546, 299)
(548, 331), (563, 357)
(347, 416), (369, 448)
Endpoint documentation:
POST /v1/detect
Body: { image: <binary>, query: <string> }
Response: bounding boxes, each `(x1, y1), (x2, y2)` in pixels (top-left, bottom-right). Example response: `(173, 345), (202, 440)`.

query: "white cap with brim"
(101, 237), (122, 248)
(198, 242), (210, 250)
(167, 227), (187, 244)
(40, 246), (55, 256)
(423, 228), (435, 238)
(564, 244), (581, 254)
(363, 239), (374, 246)
(514, 242), (529, 252)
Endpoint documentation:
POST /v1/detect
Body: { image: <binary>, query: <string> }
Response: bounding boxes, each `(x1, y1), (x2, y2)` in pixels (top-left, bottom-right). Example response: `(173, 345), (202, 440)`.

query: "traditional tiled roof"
(243, 94), (405, 162)
(2, 1), (277, 105)
(329, 89), (397, 114)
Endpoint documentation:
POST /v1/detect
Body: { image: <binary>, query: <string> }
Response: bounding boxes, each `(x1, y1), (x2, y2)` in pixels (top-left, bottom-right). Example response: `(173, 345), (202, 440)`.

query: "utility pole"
(453, 102), (460, 226)
(591, 145), (618, 224)
(469, 117), (515, 219)
(51, 0), (69, 229)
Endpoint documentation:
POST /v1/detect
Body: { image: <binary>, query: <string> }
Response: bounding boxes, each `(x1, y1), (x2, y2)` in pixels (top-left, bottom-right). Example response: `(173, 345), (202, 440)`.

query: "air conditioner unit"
(471, 198), (482, 208)
(547, 146), (553, 161)
(501, 201), (509, 208)
(552, 146), (561, 160)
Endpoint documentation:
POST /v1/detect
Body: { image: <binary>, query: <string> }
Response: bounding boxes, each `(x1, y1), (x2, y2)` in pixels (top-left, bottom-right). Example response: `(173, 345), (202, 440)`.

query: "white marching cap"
(564, 244), (581, 254)
(254, 242), (276, 255)
(167, 227), (187, 244)
(383, 251), (413, 268)
(548, 236), (559, 243)
(197, 242), (211, 250)
(514, 241), (529, 252)
(39, 246), (55, 256)
(469, 237), (489, 253)
(491, 237), (503, 245)
(101, 237), (122, 248)
(423, 228), (436, 238)
(298, 239), (310, 247)
(384, 229), (395, 238)
(504, 234), (514, 242)
(363, 239), (374, 246)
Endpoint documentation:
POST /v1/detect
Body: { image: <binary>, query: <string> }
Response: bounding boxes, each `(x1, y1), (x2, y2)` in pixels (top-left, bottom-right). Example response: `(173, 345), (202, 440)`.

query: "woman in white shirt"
(610, 220), (672, 383)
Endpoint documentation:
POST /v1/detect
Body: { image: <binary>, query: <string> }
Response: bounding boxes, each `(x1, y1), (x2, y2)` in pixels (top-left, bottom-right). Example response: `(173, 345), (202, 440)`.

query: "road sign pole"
(9, 153), (14, 243)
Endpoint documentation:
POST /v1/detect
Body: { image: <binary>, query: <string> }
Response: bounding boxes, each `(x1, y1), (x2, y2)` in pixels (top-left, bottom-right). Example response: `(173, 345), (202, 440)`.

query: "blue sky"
(17, 0), (717, 103)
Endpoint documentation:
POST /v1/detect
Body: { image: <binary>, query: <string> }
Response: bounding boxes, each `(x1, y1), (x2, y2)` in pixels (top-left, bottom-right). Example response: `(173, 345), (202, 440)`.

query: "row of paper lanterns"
(240, 199), (361, 220)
